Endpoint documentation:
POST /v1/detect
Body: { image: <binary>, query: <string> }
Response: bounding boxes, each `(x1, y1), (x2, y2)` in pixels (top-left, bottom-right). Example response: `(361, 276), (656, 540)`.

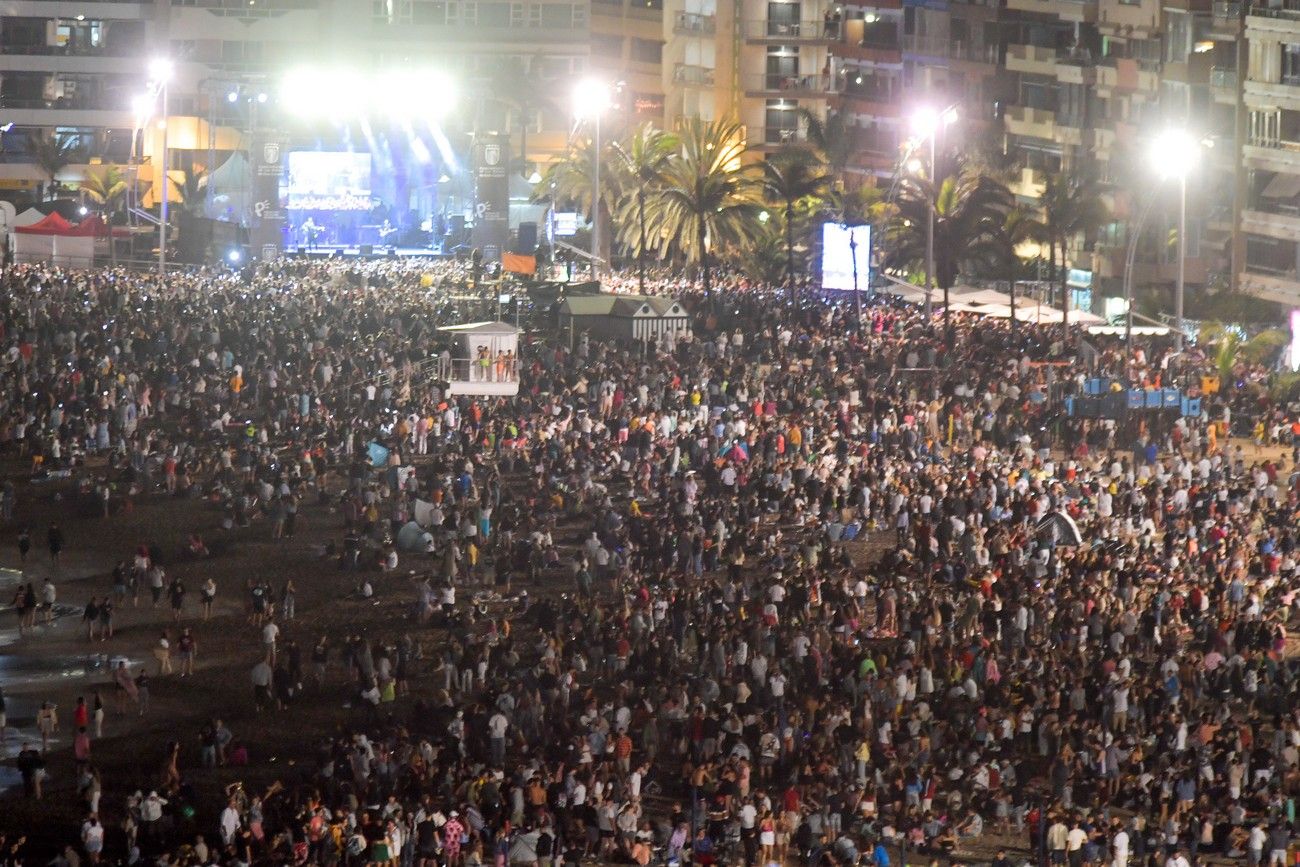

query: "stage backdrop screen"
(285, 152), (372, 211)
(821, 224), (871, 291)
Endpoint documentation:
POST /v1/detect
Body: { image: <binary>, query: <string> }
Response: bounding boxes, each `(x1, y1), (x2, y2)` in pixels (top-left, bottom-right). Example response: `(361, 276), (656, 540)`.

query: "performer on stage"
(302, 217), (323, 250)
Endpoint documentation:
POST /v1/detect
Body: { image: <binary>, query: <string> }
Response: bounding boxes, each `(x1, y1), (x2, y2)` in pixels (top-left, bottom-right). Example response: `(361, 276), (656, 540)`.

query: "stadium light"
(1148, 128), (1203, 351)
(149, 57), (173, 83)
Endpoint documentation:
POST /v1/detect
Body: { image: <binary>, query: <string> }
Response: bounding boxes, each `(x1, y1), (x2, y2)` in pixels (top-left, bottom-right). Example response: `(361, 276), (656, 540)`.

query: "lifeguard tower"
(436, 321), (521, 396)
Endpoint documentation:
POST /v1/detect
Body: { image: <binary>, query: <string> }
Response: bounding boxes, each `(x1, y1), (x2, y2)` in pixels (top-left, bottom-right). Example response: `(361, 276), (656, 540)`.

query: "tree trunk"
(699, 220), (711, 305)
(637, 188), (647, 296)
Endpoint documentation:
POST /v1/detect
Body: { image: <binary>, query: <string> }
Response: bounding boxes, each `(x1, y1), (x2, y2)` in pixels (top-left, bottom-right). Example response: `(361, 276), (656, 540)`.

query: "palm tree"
(759, 148), (829, 302)
(81, 165), (128, 216)
(796, 107), (854, 188)
(535, 138), (622, 269)
(610, 124), (677, 294)
(1039, 172), (1109, 311)
(735, 220), (789, 288)
(644, 118), (760, 300)
(887, 155), (1013, 339)
(1001, 205), (1047, 330)
(28, 130), (81, 200)
(81, 164), (129, 263)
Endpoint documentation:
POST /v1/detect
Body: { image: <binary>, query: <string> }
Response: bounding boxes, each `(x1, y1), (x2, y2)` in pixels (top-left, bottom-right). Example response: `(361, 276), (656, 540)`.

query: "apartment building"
(1238, 0), (1300, 306)
(0, 0), (618, 203)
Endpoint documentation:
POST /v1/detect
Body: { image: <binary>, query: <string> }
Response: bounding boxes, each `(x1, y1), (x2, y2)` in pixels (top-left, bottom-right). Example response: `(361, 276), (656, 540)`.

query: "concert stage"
(285, 244), (452, 260)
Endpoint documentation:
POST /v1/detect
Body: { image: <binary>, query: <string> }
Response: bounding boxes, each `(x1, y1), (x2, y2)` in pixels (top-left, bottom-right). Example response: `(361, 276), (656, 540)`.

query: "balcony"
(1244, 79), (1300, 113)
(839, 80), (900, 114)
(1243, 206), (1300, 242)
(743, 19), (840, 43)
(744, 72), (840, 97)
(1006, 105), (1055, 139)
(1240, 268), (1300, 305)
(1004, 0), (1096, 23)
(754, 126), (807, 147)
(1006, 43), (1058, 76)
(1244, 138), (1300, 173)
(1209, 0), (1242, 34)
(673, 63), (714, 87)
(672, 11), (715, 36)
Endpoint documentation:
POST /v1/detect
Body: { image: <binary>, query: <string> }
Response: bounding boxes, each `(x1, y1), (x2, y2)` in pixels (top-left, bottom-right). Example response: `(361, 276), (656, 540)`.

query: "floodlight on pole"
(149, 58), (173, 275)
(1149, 128), (1201, 352)
(909, 103), (958, 324)
(572, 77), (610, 277)
(149, 57), (173, 83)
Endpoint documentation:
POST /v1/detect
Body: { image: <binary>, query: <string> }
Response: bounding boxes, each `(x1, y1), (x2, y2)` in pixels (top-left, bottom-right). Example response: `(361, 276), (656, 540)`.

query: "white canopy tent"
(12, 208), (46, 227)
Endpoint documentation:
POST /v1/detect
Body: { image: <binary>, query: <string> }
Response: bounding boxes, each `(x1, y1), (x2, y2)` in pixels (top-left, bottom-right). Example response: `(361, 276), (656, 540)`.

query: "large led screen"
(821, 223), (871, 291)
(285, 152), (373, 211)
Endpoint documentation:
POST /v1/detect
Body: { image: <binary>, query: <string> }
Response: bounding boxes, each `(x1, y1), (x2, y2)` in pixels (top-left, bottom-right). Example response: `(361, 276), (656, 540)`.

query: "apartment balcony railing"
(1213, 1), (1242, 17)
(0, 43), (137, 57)
(745, 72), (841, 94)
(1250, 135), (1300, 151)
(673, 63), (715, 86)
(743, 19), (841, 40)
(1210, 67), (1237, 88)
(757, 126), (807, 145)
(672, 12), (715, 35)
(1249, 1), (1300, 20)
(0, 95), (112, 110)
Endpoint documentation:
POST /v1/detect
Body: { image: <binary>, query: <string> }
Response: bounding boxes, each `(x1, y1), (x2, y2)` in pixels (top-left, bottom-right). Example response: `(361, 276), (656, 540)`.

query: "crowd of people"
(0, 255), (1298, 867)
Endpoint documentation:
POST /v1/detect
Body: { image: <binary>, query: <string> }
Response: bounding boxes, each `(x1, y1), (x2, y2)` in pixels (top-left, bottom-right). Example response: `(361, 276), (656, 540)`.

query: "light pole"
(573, 78), (609, 279)
(129, 94), (152, 229)
(910, 105), (957, 324)
(1122, 195), (1158, 356)
(149, 58), (173, 274)
(1150, 128), (1201, 352)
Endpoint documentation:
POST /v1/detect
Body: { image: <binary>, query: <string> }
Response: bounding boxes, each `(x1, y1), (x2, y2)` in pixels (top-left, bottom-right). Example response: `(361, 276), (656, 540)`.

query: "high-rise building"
(1238, 0), (1300, 306)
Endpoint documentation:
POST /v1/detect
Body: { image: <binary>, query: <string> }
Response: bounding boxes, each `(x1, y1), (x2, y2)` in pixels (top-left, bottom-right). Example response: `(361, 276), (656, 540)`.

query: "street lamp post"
(1150, 128), (1202, 353)
(910, 105), (958, 327)
(573, 78), (609, 280)
(150, 58), (173, 275)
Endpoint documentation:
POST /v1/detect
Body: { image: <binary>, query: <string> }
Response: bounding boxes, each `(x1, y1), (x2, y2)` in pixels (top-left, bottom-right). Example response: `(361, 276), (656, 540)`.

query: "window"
(414, 2), (447, 24)
(1284, 43), (1300, 84)
(592, 33), (623, 57)
(540, 4), (573, 27)
(630, 38), (662, 63)
(478, 2), (510, 26)
(1165, 11), (1190, 63)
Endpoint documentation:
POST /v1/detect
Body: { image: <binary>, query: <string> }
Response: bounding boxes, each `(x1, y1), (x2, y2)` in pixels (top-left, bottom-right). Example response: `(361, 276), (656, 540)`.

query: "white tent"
(12, 208), (46, 227)
(1066, 309), (1106, 325)
(11, 233), (94, 267)
(950, 287), (1015, 307)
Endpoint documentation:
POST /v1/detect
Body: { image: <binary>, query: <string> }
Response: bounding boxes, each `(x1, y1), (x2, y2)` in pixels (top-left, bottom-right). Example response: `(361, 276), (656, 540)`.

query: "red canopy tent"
(68, 214), (131, 238)
(14, 212), (74, 235)
(10, 211), (94, 265)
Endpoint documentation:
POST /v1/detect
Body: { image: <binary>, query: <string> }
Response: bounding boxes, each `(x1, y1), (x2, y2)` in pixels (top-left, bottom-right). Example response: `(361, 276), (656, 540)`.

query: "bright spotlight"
(573, 78), (610, 120)
(78, 206), (88, 216)
(911, 104), (957, 138)
(149, 57), (173, 83)
(257, 92), (268, 104)
(227, 249), (242, 264)
(528, 171), (542, 184)
(1150, 128), (1200, 180)
(226, 90), (239, 103)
